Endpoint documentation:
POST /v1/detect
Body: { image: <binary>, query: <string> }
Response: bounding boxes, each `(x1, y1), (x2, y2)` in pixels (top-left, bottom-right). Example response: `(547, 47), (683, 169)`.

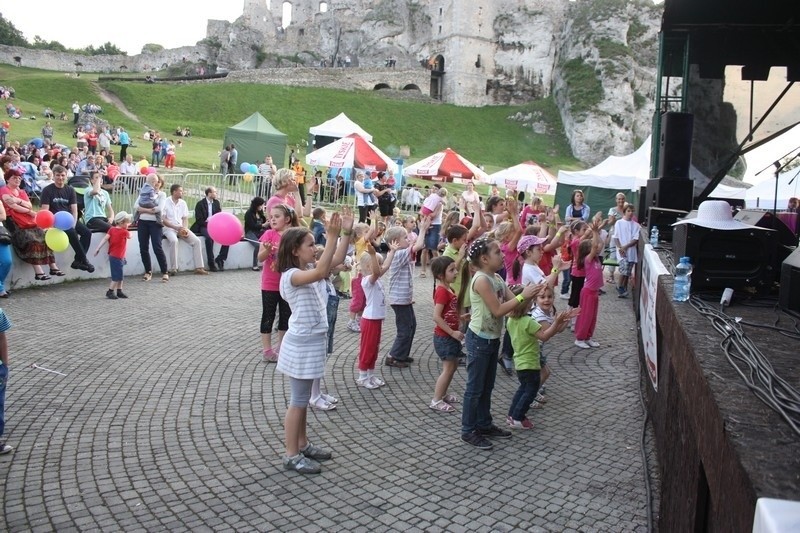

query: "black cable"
(690, 296), (800, 436)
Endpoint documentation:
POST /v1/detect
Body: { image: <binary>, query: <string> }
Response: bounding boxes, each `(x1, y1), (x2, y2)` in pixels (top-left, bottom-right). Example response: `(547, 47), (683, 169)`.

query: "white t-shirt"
(613, 219), (640, 263)
(361, 276), (386, 320)
(522, 263), (545, 286)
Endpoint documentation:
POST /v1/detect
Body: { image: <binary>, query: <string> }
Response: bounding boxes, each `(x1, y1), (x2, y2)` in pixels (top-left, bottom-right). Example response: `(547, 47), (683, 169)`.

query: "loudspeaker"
(779, 246), (800, 313)
(647, 207), (688, 242)
(645, 177), (694, 213)
(637, 186), (647, 224)
(658, 112), (694, 178)
(672, 223), (777, 290)
(734, 209), (799, 264)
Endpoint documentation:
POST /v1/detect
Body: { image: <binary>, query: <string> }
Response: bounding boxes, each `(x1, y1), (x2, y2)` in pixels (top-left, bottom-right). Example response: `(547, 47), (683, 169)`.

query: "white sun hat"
(672, 200), (769, 231)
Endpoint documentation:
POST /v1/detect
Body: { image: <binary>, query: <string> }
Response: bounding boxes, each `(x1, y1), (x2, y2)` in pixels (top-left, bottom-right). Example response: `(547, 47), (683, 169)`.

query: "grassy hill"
(1, 65), (581, 175)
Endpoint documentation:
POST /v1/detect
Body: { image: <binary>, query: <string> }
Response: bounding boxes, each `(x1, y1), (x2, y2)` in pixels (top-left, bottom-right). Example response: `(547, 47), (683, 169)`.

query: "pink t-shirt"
(500, 242), (520, 284)
(583, 258), (604, 291)
(266, 193), (296, 213)
(570, 237), (585, 277)
(259, 229), (282, 291)
(421, 194), (443, 215)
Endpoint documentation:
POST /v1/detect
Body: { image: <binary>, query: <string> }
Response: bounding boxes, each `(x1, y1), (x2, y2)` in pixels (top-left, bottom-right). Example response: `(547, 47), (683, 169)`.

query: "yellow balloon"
(137, 160), (149, 170)
(45, 228), (70, 252)
(243, 172), (254, 183)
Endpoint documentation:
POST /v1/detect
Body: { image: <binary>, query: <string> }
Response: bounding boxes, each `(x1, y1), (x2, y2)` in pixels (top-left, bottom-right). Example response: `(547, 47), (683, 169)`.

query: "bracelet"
(515, 294), (525, 304)
(342, 230), (352, 236)
(551, 267), (559, 275)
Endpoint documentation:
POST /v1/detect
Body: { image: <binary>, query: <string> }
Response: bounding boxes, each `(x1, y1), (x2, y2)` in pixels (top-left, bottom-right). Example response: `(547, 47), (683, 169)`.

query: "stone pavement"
(0, 269), (654, 532)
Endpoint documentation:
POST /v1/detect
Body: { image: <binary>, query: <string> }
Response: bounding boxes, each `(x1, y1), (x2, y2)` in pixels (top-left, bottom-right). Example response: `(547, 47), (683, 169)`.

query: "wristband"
(515, 294), (525, 304)
(551, 267), (559, 275)
(342, 230), (352, 236)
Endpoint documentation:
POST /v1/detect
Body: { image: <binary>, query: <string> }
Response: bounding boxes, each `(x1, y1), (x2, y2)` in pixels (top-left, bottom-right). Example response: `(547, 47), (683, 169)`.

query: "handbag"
(0, 223), (11, 245)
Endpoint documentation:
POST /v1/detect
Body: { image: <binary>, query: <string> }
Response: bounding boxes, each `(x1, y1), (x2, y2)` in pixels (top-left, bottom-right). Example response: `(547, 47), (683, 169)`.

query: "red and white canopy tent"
(402, 147), (489, 183)
(488, 161), (557, 196)
(305, 133), (398, 173)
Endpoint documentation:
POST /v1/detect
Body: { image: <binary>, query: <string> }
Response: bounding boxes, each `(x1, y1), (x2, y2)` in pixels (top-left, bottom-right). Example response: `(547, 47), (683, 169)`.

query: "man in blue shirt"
(118, 128), (130, 161)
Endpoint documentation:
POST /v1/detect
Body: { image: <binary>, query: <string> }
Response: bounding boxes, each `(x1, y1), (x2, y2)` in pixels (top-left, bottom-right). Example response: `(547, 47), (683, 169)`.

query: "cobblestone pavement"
(0, 269), (653, 532)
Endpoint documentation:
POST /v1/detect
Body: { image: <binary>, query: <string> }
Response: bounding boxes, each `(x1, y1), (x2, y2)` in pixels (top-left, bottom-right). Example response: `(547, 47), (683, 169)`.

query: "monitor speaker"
(658, 112), (694, 179)
(672, 223), (777, 290)
(734, 209), (799, 264)
(779, 246), (800, 313)
(645, 177), (694, 212)
(648, 207), (688, 242)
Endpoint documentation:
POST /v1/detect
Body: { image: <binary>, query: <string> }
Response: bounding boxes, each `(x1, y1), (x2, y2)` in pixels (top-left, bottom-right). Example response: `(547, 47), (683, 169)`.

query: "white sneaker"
(559, 293), (570, 300)
(574, 340), (591, 349)
(0, 444), (13, 455)
(369, 375), (386, 387)
(587, 339), (600, 347)
(347, 321), (361, 333)
(357, 377), (380, 389)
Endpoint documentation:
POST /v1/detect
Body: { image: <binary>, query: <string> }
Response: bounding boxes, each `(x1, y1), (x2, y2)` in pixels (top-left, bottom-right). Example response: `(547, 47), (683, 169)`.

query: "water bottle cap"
(680, 256), (690, 263)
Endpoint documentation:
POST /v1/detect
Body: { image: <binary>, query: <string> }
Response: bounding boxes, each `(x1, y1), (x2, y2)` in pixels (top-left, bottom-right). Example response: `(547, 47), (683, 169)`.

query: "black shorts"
(261, 290), (291, 333)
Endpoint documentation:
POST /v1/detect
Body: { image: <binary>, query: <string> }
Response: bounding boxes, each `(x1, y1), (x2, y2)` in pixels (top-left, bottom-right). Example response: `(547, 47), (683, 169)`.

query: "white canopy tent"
(308, 113), (373, 142)
(744, 169), (800, 209)
(488, 161), (557, 196)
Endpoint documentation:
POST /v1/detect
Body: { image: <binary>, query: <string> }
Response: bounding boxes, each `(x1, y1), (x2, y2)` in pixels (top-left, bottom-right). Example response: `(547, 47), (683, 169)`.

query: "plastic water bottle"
(673, 257), (693, 302)
(650, 226), (659, 248)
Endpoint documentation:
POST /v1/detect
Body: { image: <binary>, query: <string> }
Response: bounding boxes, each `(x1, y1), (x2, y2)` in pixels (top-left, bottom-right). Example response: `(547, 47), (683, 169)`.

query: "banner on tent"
(506, 179), (518, 190)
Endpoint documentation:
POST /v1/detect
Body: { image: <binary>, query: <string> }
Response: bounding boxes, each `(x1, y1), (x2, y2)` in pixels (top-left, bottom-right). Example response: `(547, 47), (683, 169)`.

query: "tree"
(31, 35), (67, 52)
(141, 43), (164, 54)
(0, 13), (28, 46)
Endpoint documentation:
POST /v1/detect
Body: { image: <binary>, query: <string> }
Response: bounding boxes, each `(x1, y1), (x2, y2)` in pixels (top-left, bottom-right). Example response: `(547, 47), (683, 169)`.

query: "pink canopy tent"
(305, 133), (398, 173)
(403, 147), (489, 183)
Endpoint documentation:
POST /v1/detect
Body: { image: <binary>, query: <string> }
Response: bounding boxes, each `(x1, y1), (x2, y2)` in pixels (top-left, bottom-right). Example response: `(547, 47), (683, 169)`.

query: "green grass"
(1, 64), (581, 175)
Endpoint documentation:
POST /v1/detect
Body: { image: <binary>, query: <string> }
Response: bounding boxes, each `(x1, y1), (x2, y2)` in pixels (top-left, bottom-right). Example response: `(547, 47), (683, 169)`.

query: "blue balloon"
(249, 164), (258, 174)
(28, 138), (44, 149)
(53, 211), (75, 231)
(240, 162), (249, 173)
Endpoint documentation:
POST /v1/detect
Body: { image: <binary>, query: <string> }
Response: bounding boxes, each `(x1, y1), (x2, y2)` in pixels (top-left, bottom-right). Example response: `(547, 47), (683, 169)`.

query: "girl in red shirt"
(429, 256), (464, 413)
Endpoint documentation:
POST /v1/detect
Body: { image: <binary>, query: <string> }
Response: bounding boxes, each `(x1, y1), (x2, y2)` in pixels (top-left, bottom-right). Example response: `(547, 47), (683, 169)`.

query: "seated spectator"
(40, 165), (95, 272)
(0, 170), (62, 280)
(162, 184), (208, 275)
(84, 172), (114, 232)
(119, 154), (137, 176)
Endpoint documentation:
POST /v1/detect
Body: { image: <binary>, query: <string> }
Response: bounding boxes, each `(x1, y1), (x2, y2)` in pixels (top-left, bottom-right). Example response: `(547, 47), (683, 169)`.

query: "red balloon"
(139, 166), (149, 175)
(35, 209), (55, 229)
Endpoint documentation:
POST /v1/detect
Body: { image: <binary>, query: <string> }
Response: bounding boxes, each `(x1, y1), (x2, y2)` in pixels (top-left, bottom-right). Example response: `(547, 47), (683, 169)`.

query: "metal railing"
(107, 173), (360, 217)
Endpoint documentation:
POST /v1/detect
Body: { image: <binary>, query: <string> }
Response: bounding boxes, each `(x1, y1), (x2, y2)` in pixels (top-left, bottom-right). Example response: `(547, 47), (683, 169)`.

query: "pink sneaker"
(506, 416), (534, 430)
(262, 348), (278, 363)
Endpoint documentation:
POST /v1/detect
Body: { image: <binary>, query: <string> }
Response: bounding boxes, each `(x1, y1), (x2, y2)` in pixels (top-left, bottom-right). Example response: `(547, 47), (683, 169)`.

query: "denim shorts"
(433, 334), (464, 361)
(109, 256), (124, 282)
(424, 224), (441, 251)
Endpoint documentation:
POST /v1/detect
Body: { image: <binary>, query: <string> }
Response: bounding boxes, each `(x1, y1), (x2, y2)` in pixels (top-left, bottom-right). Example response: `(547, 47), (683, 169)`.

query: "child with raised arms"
(429, 256), (464, 413)
(505, 285), (576, 429)
(356, 240), (398, 389)
(276, 210), (353, 474)
(460, 237), (539, 450)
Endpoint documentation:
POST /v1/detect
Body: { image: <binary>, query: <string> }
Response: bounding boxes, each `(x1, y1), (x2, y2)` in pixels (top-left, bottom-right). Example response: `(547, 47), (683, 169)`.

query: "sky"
(1, 1), (244, 55)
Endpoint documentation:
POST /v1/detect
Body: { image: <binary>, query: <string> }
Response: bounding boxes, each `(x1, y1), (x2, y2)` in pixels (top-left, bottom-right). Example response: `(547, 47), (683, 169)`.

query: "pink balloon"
(207, 212), (243, 246)
(146, 167), (157, 175)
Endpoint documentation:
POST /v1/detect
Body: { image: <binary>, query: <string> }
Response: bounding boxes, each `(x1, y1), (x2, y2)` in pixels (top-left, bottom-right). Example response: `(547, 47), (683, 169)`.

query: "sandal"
(34, 273), (52, 281)
(443, 393), (459, 404)
(49, 268), (66, 277)
(161, 273), (169, 282)
(142, 272), (152, 282)
(429, 399), (455, 413)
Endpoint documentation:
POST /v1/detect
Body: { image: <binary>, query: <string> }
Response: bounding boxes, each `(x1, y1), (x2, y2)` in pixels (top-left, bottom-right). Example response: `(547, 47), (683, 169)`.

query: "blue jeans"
(326, 294), (340, 355)
(389, 304), (416, 362)
(0, 244), (12, 293)
(508, 369), (541, 421)
(560, 268), (571, 295)
(0, 364), (7, 439)
(461, 329), (500, 435)
(137, 219), (168, 274)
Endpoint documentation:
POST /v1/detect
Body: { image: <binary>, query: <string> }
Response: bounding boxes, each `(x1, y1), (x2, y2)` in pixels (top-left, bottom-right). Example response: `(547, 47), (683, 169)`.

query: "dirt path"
(92, 82), (142, 124)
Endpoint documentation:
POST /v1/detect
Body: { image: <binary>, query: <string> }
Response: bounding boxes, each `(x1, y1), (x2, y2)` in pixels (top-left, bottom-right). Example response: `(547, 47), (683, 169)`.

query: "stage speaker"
(672, 224), (777, 291)
(658, 112), (694, 178)
(647, 207), (688, 242)
(779, 246), (800, 313)
(645, 177), (694, 213)
(734, 209), (799, 264)
(637, 186), (647, 224)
